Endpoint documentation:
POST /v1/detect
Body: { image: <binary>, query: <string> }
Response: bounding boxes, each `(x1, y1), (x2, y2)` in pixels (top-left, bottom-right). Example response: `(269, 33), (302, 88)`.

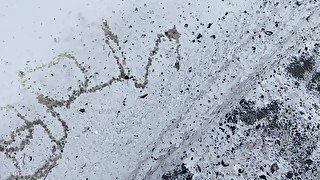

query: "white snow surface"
(1, 0), (320, 179)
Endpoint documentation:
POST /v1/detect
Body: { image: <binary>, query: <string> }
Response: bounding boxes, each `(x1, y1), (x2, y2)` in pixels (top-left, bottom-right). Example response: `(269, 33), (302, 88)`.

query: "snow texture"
(1, 0), (320, 179)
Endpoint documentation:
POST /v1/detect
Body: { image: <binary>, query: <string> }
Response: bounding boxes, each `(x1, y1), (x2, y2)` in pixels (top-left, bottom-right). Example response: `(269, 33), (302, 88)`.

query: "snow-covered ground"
(1, 0), (320, 179)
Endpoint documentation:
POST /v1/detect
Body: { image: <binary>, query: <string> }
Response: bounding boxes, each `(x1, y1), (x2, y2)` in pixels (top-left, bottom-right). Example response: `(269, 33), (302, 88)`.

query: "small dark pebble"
(265, 31), (273, 36)
(196, 33), (203, 39)
(79, 108), (86, 113)
(286, 171), (294, 179)
(238, 168), (244, 173)
(270, 163), (279, 173)
(305, 159), (313, 166)
(139, 94), (148, 98)
(259, 175), (267, 179)
(221, 160), (229, 167)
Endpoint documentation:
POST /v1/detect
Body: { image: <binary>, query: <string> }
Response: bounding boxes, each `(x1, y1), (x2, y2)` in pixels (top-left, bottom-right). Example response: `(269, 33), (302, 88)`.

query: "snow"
(1, 0), (320, 179)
